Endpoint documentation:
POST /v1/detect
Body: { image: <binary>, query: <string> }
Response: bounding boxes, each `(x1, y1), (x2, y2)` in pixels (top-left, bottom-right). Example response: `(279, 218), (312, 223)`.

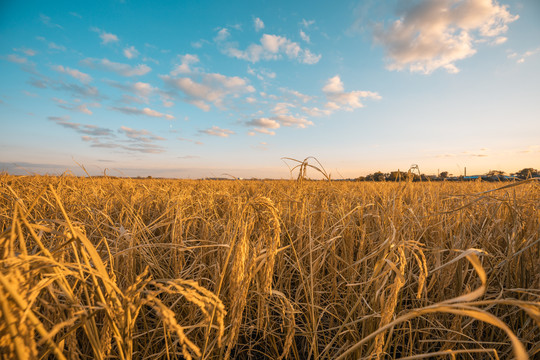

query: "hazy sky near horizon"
(1, 0), (539, 178)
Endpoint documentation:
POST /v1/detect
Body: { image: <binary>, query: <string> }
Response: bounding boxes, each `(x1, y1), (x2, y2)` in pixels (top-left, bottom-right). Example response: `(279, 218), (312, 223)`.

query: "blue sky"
(1, 0), (539, 178)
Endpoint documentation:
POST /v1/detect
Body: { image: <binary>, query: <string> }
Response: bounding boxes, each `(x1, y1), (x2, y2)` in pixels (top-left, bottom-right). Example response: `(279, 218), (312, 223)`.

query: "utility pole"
(464, 167), (467, 177)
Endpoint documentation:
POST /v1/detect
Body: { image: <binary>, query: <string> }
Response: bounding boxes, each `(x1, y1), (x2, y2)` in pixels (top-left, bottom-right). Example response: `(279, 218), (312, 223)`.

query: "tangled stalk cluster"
(1, 174), (539, 359)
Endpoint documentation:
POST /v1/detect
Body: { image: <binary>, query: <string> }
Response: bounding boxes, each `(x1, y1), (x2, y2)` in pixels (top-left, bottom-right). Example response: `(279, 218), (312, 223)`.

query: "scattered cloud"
(254, 17), (265, 32)
(54, 65), (92, 83)
(171, 54), (200, 75)
(246, 117), (281, 129)
(248, 128), (276, 136)
(49, 42), (66, 51)
(23, 90), (38, 97)
(322, 75), (381, 111)
(162, 72), (255, 111)
(199, 126), (235, 137)
(373, 0), (519, 74)
(123, 45), (139, 59)
(280, 88), (312, 103)
(301, 106), (331, 117)
(492, 36), (507, 45)
(91, 27), (119, 44)
(107, 80), (158, 102)
(300, 30), (310, 43)
(14, 47), (37, 56)
(53, 97), (101, 115)
(178, 137), (204, 145)
(301, 19), (315, 28)
(48, 116), (113, 136)
(217, 32), (321, 64)
(5, 54), (27, 64)
(509, 46), (540, 64)
(40, 14), (63, 29)
(55, 82), (102, 99)
(35, 36), (66, 51)
(111, 106), (174, 119)
(214, 28), (230, 42)
(178, 155), (200, 159)
(49, 117), (166, 154)
(272, 114), (313, 128)
(82, 58), (151, 76)
(191, 40), (204, 48)
(247, 66), (276, 80)
(53, 98), (100, 115)
(69, 12), (82, 18)
(272, 102), (295, 115)
(31, 74), (102, 99)
(118, 126), (166, 142)
(28, 78), (48, 88)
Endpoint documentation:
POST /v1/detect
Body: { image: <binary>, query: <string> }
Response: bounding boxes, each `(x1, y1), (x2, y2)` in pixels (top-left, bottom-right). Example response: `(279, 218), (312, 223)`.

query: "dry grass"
(1, 174), (539, 359)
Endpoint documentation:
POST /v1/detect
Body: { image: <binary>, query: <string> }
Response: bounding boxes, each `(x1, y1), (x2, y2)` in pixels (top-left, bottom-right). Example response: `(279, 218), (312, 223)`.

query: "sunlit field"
(1, 174), (539, 359)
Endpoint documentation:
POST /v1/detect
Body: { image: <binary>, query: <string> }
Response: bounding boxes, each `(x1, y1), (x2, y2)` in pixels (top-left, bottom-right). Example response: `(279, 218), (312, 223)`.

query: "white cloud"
(131, 82), (156, 98)
(374, 0), (519, 74)
(123, 45), (139, 59)
(219, 33), (321, 64)
(162, 72), (255, 111)
(214, 28), (230, 42)
(199, 126), (234, 137)
(300, 30), (310, 43)
(40, 14), (63, 29)
(5, 54), (27, 64)
(119, 126), (166, 142)
(248, 128), (276, 136)
(272, 102), (295, 115)
(280, 88), (312, 103)
(492, 36), (507, 45)
(171, 54), (200, 75)
(254, 17), (265, 31)
(54, 65), (92, 83)
(247, 66), (276, 80)
(302, 106), (331, 117)
(91, 27), (119, 44)
(48, 42), (66, 51)
(322, 75), (381, 111)
(53, 98), (100, 115)
(322, 75), (344, 93)
(246, 117), (280, 129)
(512, 46), (540, 64)
(14, 47), (37, 56)
(82, 58), (151, 76)
(71, 104), (93, 115)
(301, 19), (315, 28)
(272, 114), (313, 128)
(112, 106), (174, 119)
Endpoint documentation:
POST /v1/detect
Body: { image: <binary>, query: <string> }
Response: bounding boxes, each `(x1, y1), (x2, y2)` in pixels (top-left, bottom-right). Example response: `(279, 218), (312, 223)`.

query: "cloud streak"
(54, 65), (92, 83)
(111, 106), (174, 119)
(199, 126), (235, 137)
(82, 58), (151, 77)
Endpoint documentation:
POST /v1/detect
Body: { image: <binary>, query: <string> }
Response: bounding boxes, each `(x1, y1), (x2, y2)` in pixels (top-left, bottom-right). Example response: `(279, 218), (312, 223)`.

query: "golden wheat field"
(0, 174), (539, 360)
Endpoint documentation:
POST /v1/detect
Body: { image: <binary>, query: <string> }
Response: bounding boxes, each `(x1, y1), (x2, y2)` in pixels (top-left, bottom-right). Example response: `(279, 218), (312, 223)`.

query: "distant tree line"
(355, 168), (539, 182)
